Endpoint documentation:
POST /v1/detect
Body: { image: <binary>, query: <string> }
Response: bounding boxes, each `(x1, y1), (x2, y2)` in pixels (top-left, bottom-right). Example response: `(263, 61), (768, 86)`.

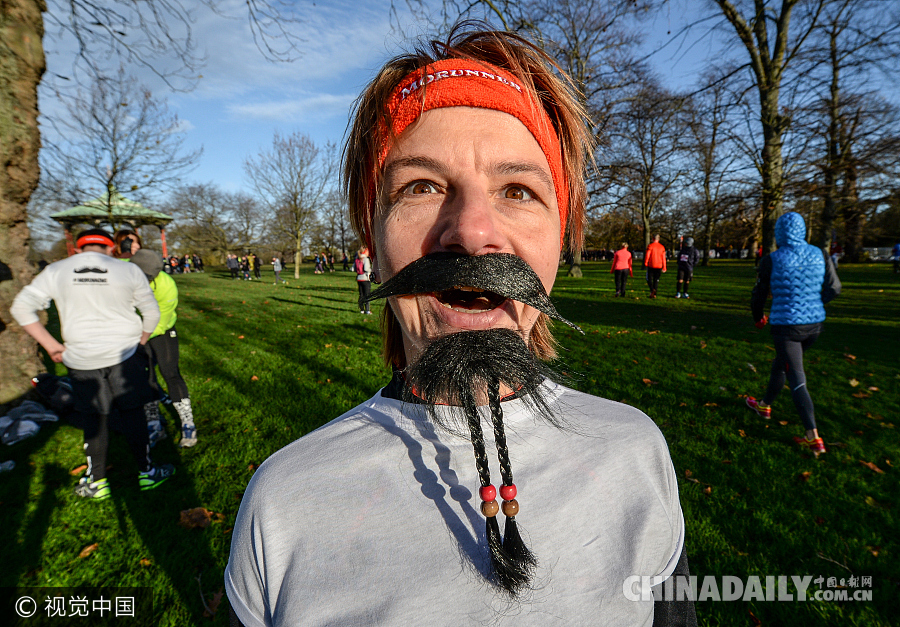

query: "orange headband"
(76, 233), (115, 248)
(369, 59), (568, 252)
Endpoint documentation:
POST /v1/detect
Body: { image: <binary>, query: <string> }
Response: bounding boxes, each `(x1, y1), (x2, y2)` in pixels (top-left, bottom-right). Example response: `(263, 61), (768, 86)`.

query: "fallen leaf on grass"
(179, 507), (226, 530)
(687, 478), (700, 484)
(867, 387), (879, 392)
(704, 402), (718, 408)
(679, 402), (687, 406)
(250, 375), (259, 381)
(140, 558), (152, 567)
(641, 378), (657, 386)
(69, 464), (87, 476)
(852, 392), (870, 399)
(703, 486), (712, 495)
(237, 335), (245, 339)
(748, 609), (761, 626)
(867, 545), (880, 557)
(738, 429), (746, 437)
(685, 469), (693, 477)
(78, 543), (98, 558)
(645, 330), (660, 335)
(815, 517), (825, 525)
(721, 460), (732, 464)
(324, 343), (332, 348)
(700, 341), (707, 349)
(844, 353), (856, 360)
(864, 496), (887, 509)
(849, 378), (860, 387)
(778, 420), (788, 426)
(798, 471), (812, 482)
(746, 363), (756, 373)
(687, 373), (696, 377)
(203, 590), (224, 618)
(860, 461), (885, 474)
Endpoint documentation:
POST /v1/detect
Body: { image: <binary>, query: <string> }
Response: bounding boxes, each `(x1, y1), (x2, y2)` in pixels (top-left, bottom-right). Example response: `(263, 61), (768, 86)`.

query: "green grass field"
(2, 261), (897, 626)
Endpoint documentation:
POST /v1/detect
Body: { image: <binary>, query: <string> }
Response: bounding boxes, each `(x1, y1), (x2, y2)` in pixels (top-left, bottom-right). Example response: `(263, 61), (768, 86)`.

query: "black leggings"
(614, 270), (629, 293)
(147, 328), (189, 402)
(647, 267), (662, 292)
(763, 327), (820, 432)
(357, 281), (371, 313)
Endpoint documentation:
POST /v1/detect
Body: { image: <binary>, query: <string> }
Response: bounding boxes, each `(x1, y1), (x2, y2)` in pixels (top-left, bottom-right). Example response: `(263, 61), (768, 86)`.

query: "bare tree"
(163, 183), (265, 263)
(604, 80), (691, 249)
(245, 133), (337, 279)
(709, 0), (828, 255)
(688, 68), (747, 265)
(1, 0), (304, 404)
(800, 0), (900, 254)
(39, 67), (201, 226)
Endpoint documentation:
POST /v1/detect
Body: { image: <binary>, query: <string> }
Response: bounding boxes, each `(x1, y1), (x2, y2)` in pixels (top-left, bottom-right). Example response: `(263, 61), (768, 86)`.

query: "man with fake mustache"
(227, 26), (694, 626)
(11, 228), (175, 499)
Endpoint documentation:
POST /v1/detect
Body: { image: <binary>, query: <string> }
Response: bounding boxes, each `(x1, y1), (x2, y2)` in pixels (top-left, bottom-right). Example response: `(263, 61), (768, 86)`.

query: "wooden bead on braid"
(481, 500), (500, 517)
(501, 499), (519, 517)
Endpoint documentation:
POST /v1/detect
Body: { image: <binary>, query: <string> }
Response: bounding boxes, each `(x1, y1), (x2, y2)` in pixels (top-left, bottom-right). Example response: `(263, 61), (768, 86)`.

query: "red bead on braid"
(479, 485), (497, 502)
(499, 484), (517, 501)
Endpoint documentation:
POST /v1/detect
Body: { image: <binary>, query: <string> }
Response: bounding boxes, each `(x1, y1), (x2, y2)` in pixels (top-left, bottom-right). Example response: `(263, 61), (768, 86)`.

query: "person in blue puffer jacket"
(745, 212), (841, 456)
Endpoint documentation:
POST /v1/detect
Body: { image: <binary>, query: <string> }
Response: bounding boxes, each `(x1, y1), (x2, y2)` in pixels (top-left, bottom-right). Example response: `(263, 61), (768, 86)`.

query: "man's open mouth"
(433, 286), (507, 313)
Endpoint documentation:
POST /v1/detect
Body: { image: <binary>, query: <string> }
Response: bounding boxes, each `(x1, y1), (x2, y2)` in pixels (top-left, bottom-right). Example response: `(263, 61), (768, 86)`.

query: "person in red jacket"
(643, 234), (667, 298)
(610, 242), (633, 297)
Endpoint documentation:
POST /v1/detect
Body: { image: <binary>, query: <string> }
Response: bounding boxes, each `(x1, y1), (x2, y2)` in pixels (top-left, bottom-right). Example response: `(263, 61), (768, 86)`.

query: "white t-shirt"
(10, 251), (160, 370)
(226, 382), (684, 626)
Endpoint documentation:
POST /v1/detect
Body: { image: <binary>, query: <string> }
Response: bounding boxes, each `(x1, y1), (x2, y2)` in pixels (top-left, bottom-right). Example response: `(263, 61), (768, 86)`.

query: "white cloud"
(228, 92), (358, 123)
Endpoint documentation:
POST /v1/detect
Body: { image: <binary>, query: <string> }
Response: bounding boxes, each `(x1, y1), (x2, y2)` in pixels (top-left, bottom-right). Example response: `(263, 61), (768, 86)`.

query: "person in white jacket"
(11, 228), (175, 500)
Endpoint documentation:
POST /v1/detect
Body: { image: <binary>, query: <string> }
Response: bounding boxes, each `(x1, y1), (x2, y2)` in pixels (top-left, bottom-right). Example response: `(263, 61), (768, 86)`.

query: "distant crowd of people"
(165, 253), (203, 274)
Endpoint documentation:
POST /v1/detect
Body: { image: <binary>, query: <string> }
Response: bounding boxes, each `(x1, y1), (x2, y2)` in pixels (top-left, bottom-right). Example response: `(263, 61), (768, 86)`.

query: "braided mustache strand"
(402, 328), (557, 595)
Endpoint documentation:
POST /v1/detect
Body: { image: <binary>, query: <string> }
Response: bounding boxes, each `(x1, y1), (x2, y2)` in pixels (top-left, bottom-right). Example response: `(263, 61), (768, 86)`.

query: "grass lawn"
(1, 260), (897, 626)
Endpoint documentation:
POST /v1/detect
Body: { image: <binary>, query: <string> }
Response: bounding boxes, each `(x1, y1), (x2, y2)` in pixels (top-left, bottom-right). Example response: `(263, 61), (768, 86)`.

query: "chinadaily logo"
(623, 574), (874, 602)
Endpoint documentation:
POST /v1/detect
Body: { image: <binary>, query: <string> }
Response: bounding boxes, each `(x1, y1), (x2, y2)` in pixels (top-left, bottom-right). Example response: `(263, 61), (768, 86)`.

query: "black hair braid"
(487, 379), (536, 593)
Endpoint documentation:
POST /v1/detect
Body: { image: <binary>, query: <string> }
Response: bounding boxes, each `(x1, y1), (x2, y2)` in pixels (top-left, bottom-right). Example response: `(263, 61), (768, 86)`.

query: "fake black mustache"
(364, 252), (582, 333)
(73, 267), (108, 274)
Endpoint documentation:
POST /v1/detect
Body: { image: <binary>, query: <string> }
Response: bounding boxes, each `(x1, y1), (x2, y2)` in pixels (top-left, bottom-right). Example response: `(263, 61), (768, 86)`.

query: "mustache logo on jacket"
(73, 267), (108, 274)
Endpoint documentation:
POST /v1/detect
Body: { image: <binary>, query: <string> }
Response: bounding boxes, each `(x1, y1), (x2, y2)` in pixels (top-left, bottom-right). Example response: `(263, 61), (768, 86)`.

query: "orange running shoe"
(792, 436), (827, 456)
(745, 396), (771, 419)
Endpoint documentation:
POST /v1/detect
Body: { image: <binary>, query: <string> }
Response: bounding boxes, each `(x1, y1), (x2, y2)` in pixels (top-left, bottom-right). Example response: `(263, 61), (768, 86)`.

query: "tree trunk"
(0, 0), (45, 405)
(816, 30), (841, 251)
(841, 161), (864, 262)
(759, 88), (786, 256)
(566, 250), (582, 277)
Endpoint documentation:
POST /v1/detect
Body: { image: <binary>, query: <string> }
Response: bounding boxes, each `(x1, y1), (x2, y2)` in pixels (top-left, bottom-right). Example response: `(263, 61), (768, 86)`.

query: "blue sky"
(39, 0), (719, 198)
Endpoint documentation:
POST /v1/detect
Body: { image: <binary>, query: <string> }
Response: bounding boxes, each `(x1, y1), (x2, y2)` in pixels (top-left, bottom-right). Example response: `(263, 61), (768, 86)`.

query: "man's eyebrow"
(382, 156), (448, 185)
(492, 161), (555, 192)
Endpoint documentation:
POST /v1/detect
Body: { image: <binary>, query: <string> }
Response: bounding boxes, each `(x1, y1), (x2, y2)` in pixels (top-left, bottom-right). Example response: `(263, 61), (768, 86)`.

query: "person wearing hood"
(674, 237), (700, 299)
(131, 249), (198, 448)
(746, 212), (841, 456)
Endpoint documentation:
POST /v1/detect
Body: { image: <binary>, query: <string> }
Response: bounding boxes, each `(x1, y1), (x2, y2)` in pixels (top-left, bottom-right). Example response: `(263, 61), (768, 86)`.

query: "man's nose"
(437, 187), (507, 255)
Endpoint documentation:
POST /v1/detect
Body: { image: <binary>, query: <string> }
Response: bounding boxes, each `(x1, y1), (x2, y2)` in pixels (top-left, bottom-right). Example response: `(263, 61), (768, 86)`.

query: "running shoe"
(650, 290), (657, 299)
(683, 293), (690, 299)
(138, 464), (176, 491)
(745, 396), (771, 419)
(74, 477), (111, 500)
(793, 436), (827, 456)
(675, 292), (681, 299)
(180, 425), (198, 448)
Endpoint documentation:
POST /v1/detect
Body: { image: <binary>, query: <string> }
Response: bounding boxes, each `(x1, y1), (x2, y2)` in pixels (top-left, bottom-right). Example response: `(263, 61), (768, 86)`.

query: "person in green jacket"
(131, 250), (198, 447)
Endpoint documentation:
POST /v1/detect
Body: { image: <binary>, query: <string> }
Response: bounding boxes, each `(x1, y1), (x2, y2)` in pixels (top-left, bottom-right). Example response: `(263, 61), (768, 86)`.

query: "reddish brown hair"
(343, 25), (593, 368)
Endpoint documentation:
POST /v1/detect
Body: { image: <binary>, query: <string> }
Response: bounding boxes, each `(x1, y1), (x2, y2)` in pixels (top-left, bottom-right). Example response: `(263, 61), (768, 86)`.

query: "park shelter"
(50, 187), (173, 257)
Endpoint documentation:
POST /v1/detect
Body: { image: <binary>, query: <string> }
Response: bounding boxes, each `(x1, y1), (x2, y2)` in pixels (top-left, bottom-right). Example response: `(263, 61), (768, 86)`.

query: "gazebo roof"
(50, 188), (173, 228)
